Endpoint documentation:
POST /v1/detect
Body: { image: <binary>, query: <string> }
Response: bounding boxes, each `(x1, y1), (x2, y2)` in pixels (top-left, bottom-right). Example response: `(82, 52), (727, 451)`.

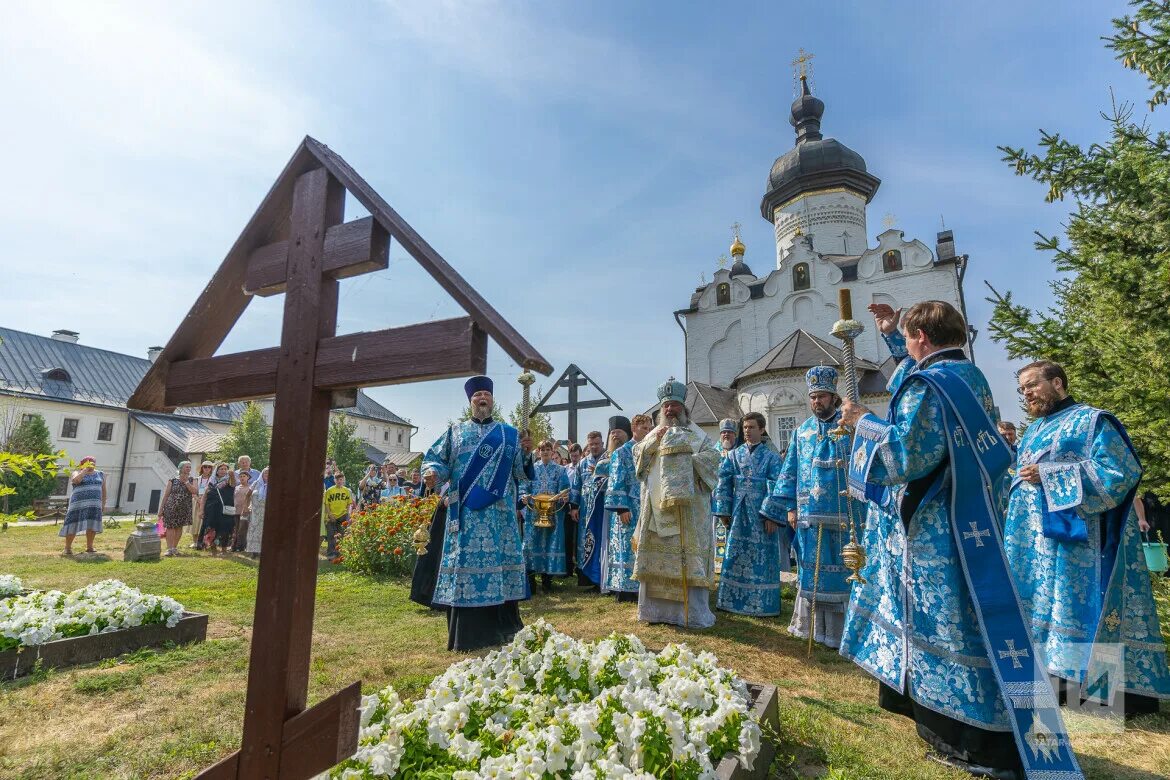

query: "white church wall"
(773, 189), (869, 262)
(684, 228), (963, 386)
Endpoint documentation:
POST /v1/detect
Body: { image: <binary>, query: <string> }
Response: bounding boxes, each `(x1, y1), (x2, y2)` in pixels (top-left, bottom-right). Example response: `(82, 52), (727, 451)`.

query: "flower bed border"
(716, 682), (778, 780)
(0, 611), (207, 679)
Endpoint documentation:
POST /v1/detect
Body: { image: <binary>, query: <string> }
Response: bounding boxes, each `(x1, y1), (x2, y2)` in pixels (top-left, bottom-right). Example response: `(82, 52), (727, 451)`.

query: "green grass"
(0, 524), (1168, 779)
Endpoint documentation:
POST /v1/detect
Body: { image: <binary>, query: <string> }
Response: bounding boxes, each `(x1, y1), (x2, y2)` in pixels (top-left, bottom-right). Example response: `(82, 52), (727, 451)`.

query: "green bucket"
(1143, 534), (1169, 574)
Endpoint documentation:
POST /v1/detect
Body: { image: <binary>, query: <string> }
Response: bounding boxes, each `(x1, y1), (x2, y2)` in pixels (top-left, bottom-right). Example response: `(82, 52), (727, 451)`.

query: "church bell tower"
(760, 52), (881, 265)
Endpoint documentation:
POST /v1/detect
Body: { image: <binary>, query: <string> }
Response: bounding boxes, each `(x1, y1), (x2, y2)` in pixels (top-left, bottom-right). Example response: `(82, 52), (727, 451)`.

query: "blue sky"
(1, 1), (1158, 452)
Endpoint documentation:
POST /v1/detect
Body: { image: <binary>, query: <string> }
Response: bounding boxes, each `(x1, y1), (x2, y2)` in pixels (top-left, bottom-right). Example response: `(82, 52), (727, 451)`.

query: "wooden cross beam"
(128, 137), (550, 780)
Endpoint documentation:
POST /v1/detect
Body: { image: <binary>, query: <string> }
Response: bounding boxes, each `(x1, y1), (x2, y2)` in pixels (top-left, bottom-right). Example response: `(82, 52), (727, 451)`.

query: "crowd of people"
(50, 295), (1170, 779)
(403, 299), (1169, 780)
(57, 454), (270, 558)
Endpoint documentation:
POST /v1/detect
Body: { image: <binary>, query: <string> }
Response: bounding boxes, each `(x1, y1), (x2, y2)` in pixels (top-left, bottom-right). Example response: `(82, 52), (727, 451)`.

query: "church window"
(774, 416), (798, 452)
(792, 263), (810, 291)
(883, 250), (903, 273)
(716, 282), (731, 306)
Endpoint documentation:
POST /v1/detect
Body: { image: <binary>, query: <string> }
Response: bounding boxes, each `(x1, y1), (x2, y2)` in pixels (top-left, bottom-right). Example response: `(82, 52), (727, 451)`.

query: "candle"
(838, 288), (853, 320)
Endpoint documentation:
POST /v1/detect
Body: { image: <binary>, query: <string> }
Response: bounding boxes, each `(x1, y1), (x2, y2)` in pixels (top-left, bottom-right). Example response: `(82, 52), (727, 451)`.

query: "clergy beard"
(663, 409), (690, 427)
(471, 400), (494, 420)
(813, 407), (837, 421)
(1026, 391), (1061, 418)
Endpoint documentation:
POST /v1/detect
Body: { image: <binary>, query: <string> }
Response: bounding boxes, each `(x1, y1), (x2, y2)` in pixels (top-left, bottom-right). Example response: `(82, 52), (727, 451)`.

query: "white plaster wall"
(684, 228), (963, 388)
(773, 190), (868, 262)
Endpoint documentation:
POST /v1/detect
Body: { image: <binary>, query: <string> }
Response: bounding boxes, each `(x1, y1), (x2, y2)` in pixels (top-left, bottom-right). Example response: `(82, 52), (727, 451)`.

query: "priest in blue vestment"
(521, 439), (571, 593)
(761, 366), (862, 647)
(713, 412), (786, 616)
(422, 376), (534, 652)
(571, 430), (606, 589)
(1005, 360), (1170, 717)
(711, 419), (738, 583)
(605, 414), (648, 603)
(840, 301), (1084, 780)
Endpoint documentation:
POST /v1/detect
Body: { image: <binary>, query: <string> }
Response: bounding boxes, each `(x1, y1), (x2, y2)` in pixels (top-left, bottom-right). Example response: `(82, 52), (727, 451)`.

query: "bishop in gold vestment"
(631, 378), (722, 628)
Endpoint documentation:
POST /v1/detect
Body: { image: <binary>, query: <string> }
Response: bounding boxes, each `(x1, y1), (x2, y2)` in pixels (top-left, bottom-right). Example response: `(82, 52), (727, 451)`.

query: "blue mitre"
(657, 376), (687, 404)
(805, 366), (839, 396)
(464, 375), (493, 400)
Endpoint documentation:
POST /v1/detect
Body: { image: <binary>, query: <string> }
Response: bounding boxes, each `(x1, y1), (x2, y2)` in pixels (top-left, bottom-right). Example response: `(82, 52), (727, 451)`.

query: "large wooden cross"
(531, 364), (620, 443)
(129, 137), (550, 779)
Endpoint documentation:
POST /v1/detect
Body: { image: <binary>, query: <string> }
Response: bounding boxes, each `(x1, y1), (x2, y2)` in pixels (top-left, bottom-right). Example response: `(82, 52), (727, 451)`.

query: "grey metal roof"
(352, 392), (412, 427)
(734, 329), (881, 385)
(0, 325), (410, 427)
(362, 442), (387, 464)
(133, 413), (220, 453)
(0, 326), (245, 422)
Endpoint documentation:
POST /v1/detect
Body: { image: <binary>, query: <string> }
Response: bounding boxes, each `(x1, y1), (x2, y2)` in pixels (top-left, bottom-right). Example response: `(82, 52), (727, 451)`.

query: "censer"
(827, 288), (867, 585)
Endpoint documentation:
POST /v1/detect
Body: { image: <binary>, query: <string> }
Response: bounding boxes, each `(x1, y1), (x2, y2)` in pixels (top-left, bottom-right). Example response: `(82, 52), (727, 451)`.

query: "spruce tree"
(212, 402), (273, 470)
(990, 0), (1170, 499)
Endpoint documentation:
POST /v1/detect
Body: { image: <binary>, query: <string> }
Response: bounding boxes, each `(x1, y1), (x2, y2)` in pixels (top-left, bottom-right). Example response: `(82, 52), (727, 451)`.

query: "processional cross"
(129, 137), (550, 779)
(532, 364), (620, 444)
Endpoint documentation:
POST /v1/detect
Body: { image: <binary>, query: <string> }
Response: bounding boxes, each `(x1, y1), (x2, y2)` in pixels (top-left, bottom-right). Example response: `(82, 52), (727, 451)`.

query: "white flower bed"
(0, 574), (22, 598)
(0, 579), (184, 652)
(327, 620), (761, 779)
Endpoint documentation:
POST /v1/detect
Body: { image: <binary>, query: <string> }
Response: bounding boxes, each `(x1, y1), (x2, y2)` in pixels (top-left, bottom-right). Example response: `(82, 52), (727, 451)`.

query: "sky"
(1, 0), (1160, 452)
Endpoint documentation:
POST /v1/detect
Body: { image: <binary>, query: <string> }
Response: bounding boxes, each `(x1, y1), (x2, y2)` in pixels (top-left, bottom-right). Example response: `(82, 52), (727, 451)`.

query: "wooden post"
(238, 167), (344, 777)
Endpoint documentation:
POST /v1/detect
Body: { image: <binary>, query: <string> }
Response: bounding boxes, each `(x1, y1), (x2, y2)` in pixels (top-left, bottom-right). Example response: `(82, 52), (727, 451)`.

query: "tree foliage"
(989, 0), (1170, 498)
(212, 402), (272, 470)
(0, 414), (60, 512)
(450, 389), (556, 445)
(327, 413), (369, 486)
(509, 387), (555, 446)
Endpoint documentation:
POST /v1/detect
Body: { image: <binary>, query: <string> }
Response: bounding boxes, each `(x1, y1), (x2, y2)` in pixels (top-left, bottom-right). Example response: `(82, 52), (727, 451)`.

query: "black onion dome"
(729, 259), (753, 277)
(760, 77), (880, 221)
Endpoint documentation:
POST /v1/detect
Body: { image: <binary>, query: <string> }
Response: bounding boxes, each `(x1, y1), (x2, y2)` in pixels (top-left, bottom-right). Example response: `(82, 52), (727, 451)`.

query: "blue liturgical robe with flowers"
(840, 349), (1018, 733)
(423, 421), (531, 608)
(713, 442), (786, 616)
(762, 410), (862, 646)
(522, 461), (571, 576)
(603, 440), (640, 594)
(1004, 400), (1170, 704)
(573, 453), (604, 582)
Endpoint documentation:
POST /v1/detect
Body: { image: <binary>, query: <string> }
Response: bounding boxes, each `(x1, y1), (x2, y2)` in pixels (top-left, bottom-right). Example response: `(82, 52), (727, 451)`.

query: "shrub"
(338, 494), (440, 577)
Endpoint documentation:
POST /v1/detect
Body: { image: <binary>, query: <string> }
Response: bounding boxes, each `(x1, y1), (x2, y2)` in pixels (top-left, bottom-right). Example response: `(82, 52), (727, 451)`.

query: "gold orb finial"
(729, 221), (745, 257)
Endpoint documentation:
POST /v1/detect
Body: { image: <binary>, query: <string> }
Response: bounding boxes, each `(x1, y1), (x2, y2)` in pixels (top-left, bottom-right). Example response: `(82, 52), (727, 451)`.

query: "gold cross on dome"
(882, 213), (897, 229)
(717, 254), (728, 269)
(792, 48), (815, 80)
(731, 221), (742, 241)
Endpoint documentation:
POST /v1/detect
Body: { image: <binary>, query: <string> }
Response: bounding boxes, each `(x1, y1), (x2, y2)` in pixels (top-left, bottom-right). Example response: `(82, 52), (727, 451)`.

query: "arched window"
(716, 282), (731, 306)
(792, 262), (810, 291)
(882, 250), (903, 273)
(41, 367), (71, 383)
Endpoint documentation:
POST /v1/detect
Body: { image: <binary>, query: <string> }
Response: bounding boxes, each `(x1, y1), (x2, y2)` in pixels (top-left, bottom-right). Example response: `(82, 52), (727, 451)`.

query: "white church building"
(675, 76), (973, 451)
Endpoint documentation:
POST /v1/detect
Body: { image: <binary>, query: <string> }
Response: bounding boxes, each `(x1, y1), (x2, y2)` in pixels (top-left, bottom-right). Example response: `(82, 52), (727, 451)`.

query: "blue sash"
(579, 472), (607, 584)
(853, 366), (1083, 780)
(457, 423), (518, 512)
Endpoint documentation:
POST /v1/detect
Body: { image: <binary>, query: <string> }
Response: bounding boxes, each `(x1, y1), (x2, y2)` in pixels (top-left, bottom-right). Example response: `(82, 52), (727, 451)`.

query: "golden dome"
(730, 235), (746, 257)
